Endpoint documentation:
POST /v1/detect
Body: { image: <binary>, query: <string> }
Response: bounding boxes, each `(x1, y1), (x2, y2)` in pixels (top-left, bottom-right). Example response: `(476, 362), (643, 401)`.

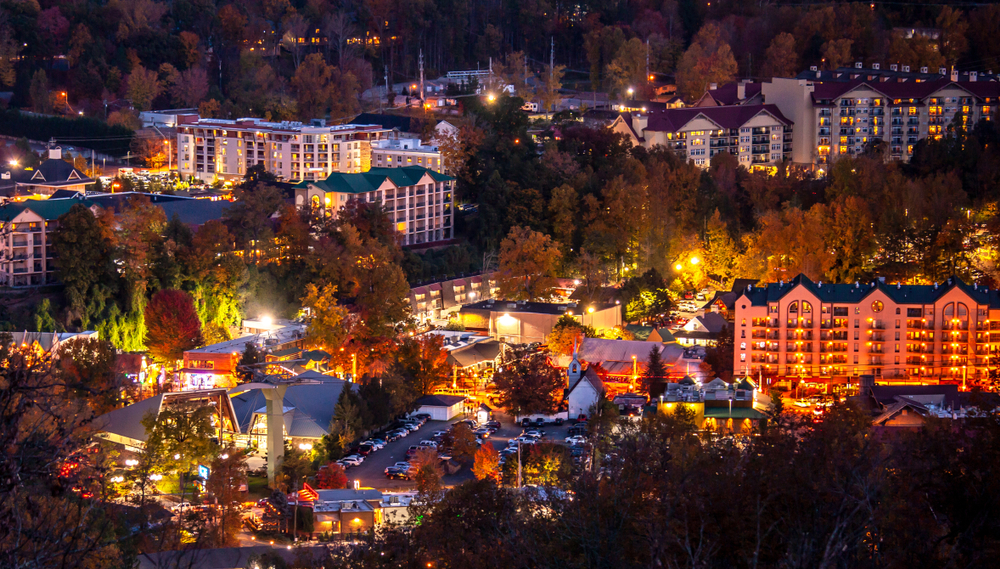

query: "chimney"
(950, 70), (959, 81)
(709, 82), (718, 90)
(48, 146), (62, 160)
(855, 62), (863, 69)
(890, 64), (898, 72)
(873, 63), (880, 70)
(737, 81), (746, 100)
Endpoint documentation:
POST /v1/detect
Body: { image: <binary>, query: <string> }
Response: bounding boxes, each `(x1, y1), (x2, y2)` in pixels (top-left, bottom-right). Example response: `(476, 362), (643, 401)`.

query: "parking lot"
(342, 412), (583, 490)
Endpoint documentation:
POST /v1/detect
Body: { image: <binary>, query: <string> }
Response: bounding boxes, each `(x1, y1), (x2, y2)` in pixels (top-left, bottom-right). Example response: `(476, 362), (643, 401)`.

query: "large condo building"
(293, 166), (454, 246)
(733, 275), (1000, 385)
(175, 117), (444, 184)
(699, 66), (999, 172)
(0, 200), (80, 287)
(611, 105), (793, 169)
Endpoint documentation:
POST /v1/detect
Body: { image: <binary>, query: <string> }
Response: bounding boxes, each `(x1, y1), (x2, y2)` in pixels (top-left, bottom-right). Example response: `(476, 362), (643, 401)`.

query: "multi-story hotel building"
(611, 105), (793, 169)
(293, 166), (454, 246)
(701, 66), (999, 172)
(175, 117), (392, 183)
(733, 274), (1000, 385)
(0, 200), (82, 287)
(370, 138), (444, 173)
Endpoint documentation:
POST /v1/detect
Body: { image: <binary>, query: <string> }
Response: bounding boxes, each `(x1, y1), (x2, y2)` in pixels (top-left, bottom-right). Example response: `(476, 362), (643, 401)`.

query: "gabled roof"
(447, 340), (502, 368)
(229, 381), (354, 437)
(294, 166), (453, 195)
(414, 394), (466, 407)
(698, 82), (762, 106)
(0, 199), (94, 222)
(809, 78), (1000, 104)
(869, 385), (960, 409)
(873, 396), (930, 426)
(94, 394), (165, 443)
(737, 274), (1000, 309)
(12, 159), (91, 186)
(639, 104), (792, 133)
(569, 365), (604, 395)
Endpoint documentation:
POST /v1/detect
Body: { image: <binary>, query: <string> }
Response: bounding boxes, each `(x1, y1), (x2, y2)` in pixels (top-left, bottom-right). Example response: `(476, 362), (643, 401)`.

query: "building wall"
(733, 283), (995, 382)
(294, 173), (453, 246)
(487, 306), (621, 344)
(0, 210), (59, 287)
(177, 120), (388, 183)
(568, 381), (598, 418)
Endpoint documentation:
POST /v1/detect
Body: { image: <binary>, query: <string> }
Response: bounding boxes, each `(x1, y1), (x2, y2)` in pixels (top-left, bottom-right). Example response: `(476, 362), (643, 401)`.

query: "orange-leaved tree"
(144, 289), (203, 366)
(316, 462), (348, 489)
(473, 442), (500, 482)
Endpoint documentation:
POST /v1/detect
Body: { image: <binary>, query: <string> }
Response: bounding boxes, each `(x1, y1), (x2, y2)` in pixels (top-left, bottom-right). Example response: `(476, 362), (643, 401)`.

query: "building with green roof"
(293, 165), (455, 246)
(0, 198), (98, 287)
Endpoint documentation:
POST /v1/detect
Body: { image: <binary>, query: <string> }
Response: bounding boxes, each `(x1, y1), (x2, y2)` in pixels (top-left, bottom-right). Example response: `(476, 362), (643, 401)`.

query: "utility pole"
(384, 67), (389, 111)
(516, 440), (522, 488)
(646, 39), (650, 87)
(419, 49), (425, 103)
(550, 37), (554, 80)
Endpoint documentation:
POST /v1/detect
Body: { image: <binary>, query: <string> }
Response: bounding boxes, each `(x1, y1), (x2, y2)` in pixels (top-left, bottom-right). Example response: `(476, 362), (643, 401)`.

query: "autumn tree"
(125, 65), (162, 111)
(761, 32), (798, 79)
(394, 334), (450, 395)
(936, 7), (968, 67)
(538, 64), (566, 117)
(55, 337), (125, 415)
(496, 226), (563, 301)
(492, 347), (565, 419)
(302, 283), (349, 351)
(702, 325), (734, 380)
(114, 196), (168, 311)
(410, 447), (444, 495)
(607, 38), (647, 97)
(316, 462), (348, 489)
(145, 289), (204, 365)
(451, 423), (479, 463)
(206, 447), (248, 546)
(820, 38), (853, 70)
(348, 240), (412, 338)
(546, 315), (595, 356)
(675, 23), (737, 101)
(473, 442), (501, 482)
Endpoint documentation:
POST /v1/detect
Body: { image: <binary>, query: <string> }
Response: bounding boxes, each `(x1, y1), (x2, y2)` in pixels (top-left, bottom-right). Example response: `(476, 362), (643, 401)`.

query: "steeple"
(567, 337), (582, 386)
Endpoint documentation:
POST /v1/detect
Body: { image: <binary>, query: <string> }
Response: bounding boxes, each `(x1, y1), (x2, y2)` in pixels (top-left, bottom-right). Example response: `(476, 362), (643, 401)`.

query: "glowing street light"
(627, 87), (634, 97)
(675, 263), (683, 271)
(487, 93), (496, 103)
(690, 256), (700, 265)
(8, 159), (17, 167)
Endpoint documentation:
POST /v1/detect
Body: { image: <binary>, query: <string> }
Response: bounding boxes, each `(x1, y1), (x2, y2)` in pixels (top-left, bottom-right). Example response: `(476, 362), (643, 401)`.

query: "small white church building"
(566, 346), (605, 421)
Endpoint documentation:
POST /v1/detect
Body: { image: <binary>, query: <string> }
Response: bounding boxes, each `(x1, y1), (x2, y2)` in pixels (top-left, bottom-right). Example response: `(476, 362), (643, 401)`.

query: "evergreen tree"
(643, 345), (668, 399)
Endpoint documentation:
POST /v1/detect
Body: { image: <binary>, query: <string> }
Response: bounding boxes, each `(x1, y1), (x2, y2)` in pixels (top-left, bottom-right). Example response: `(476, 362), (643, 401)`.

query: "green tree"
(546, 315), (595, 356)
(235, 342), (264, 384)
(642, 345), (668, 399)
(206, 447), (248, 546)
(29, 70), (51, 114)
(607, 38), (647, 97)
(496, 226), (563, 301)
(125, 65), (162, 112)
(55, 337), (124, 415)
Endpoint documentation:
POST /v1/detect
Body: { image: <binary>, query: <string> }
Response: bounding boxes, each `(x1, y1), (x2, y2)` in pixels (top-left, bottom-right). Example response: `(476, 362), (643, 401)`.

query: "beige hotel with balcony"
(733, 275), (1000, 385)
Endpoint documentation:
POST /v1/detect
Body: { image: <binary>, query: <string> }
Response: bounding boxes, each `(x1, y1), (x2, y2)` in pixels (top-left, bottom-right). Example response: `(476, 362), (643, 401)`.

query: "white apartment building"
(610, 105), (793, 169)
(0, 200), (87, 287)
(734, 66), (1000, 172)
(370, 138), (445, 173)
(293, 166), (454, 246)
(175, 117), (393, 183)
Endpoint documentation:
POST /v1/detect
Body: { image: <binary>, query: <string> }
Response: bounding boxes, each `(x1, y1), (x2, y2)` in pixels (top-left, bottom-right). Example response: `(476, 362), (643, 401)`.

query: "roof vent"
(939, 67), (947, 75)
(971, 71), (978, 82)
(974, 283), (978, 290)
(818, 281), (822, 288)
(902, 65), (910, 73)
(934, 282), (938, 289)
(890, 64), (898, 72)
(920, 66), (928, 74)
(747, 284), (752, 291)
(810, 65), (818, 72)
(897, 283), (901, 289)
(855, 62), (863, 69)
(855, 281), (860, 289)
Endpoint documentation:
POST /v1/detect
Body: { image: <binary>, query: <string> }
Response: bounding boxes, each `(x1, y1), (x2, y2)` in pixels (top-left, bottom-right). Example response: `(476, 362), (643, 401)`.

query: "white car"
(171, 501), (192, 512)
(392, 461), (411, 470)
(340, 455), (363, 466)
(418, 440), (438, 448)
(565, 436), (587, 445)
(363, 440), (385, 450)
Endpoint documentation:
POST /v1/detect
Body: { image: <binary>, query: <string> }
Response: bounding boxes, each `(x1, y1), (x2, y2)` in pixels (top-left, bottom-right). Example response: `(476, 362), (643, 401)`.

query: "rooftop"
(461, 299), (617, 316)
(185, 323), (306, 355)
(293, 166), (453, 195)
(739, 274), (1000, 308)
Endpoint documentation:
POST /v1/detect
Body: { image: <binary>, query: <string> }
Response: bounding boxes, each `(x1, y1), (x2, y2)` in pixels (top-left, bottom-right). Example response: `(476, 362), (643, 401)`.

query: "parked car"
(413, 413), (431, 420)
(575, 414), (588, 424)
(356, 444), (373, 456)
(392, 461), (412, 470)
(565, 436), (587, 445)
(384, 467), (410, 480)
(418, 440), (439, 448)
(343, 454), (364, 464)
(485, 420), (501, 430)
(522, 430), (544, 438)
(474, 428), (491, 438)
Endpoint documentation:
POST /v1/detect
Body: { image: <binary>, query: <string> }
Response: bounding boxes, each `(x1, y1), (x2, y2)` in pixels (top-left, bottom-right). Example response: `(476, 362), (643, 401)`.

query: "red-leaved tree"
(315, 462), (348, 489)
(144, 289), (204, 364)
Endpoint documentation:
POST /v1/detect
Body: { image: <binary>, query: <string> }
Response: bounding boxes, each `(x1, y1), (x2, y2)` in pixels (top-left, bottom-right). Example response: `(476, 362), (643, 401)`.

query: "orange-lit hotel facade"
(733, 275), (999, 385)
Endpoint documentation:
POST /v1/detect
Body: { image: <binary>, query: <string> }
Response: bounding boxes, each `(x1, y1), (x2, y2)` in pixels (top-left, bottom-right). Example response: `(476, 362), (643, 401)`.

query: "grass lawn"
(247, 475), (270, 500)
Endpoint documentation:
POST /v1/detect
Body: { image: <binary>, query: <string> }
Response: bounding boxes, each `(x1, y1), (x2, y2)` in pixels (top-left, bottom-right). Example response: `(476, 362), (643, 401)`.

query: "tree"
(125, 65), (162, 112)
(226, 182), (283, 260)
(538, 64), (566, 117)
(496, 226), (563, 301)
(145, 289), (204, 365)
(702, 324), (734, 380)
(473, 442), (501, 482)
(114, 196), (168, 311)
(410, 448), (444, 495)
(328, 387), (363, 454)
(492, 347), (565, 419)
(761, 32), (798, 80)
(142, 402), (219, 500)
(395, 335), (450, 395)
(675, 23), (737, 101)
(55, 337), (125, 415)
(451, 423), (479, 463)
(643, 345), (668, 399)
(546, 315), (595, 356)
(235, 342), (264, 384)
(607, 38), (647, 97)
(936, 7), (968, 67)
(29, 70), (51, 113)
(302, 283), (349, 351)
(348, 240), (411, 338)
(520, 443), (571, 487)
(169, 67), (209, 107)
(820, 39), (853, 70)
(206, 447), (248, 546)
(316, 462), (348, 489)
(323, 12), (355, 66)
(0, 22), (21, 88)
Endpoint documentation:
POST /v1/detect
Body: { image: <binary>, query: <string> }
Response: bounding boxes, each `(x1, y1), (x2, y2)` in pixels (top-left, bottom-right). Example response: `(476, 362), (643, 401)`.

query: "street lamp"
(487, 93), (496, 103)
(8, 159), (17, 167)
(690, 256), (700, 265)
(163, 139), (171, 172)
(627, 87), (634, 97)
(675, 263), (683, 271)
